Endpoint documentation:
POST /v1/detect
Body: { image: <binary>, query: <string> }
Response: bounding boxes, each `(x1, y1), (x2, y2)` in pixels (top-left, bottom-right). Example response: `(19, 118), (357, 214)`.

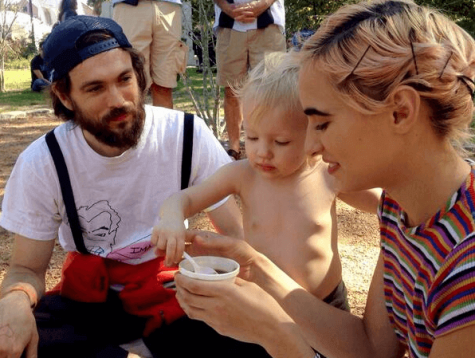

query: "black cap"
(43, 16), (132, 82)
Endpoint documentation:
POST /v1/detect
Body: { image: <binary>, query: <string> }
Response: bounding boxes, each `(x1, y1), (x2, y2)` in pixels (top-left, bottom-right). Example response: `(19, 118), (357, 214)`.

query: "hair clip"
(349, 45), (372, 77)
(439, 52), (453, 79)
(410, 41), (419, 75)
(457, 75), (475, 99)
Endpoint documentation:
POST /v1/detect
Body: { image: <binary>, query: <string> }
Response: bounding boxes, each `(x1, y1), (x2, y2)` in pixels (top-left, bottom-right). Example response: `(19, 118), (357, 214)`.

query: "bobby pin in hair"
(410, 41), (419, 75)
(457, 75), (475, 99)
(439, 52), (453, 79)
(349, 45), (372, 77)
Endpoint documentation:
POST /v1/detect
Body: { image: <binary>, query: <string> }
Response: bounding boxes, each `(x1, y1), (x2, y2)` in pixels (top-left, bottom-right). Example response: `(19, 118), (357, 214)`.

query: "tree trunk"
(0, 53), (5, 93)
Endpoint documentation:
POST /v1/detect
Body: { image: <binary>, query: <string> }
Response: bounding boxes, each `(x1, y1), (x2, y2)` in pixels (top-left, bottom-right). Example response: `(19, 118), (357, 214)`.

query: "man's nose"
(107, 85), (125, 108)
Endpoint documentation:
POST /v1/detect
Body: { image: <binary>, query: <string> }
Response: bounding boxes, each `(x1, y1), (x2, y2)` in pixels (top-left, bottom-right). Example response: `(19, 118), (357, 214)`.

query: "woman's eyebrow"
(303, 107), (331, 117)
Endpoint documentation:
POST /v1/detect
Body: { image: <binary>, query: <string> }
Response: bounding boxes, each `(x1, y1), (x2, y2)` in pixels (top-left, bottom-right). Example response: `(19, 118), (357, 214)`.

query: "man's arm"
(0, 235), (55, 358)
(32, 69), (45, 80)
(214, 0), (277, 23)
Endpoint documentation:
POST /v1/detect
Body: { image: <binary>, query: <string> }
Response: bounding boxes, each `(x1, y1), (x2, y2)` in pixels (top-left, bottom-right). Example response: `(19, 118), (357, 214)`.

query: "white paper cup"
(179, 256), (240, 282)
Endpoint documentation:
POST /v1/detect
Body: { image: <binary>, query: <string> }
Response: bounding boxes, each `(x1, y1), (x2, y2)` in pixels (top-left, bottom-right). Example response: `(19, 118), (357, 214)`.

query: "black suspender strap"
(45, 130), (89, 254)
(181, 112), (194, 190)
(45, 113), (194, 253)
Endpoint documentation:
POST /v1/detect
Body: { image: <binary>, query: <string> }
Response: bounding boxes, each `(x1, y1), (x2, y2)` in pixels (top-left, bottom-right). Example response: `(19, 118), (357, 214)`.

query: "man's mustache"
(102, 105), (135, 124)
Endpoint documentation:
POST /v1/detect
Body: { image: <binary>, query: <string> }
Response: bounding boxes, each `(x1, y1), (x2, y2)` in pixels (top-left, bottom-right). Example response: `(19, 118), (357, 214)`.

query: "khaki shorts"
(216, 25), (286, 87)
(113, 1), (188, 89)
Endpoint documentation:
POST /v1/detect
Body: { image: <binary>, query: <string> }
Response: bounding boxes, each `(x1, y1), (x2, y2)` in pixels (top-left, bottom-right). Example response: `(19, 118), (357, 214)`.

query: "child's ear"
(388, 85), (420, 134)
(52, 83), (74, 111)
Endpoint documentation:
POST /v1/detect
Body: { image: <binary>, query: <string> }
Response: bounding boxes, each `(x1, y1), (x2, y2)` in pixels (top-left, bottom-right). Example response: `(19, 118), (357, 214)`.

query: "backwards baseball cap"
(43, 16), (132, 82)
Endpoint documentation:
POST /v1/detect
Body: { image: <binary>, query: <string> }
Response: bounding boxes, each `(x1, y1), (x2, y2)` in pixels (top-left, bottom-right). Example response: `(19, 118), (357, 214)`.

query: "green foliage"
(415, 0), (475, 37)
(284, 0), (475, 37)
(0, 89), (47, 113)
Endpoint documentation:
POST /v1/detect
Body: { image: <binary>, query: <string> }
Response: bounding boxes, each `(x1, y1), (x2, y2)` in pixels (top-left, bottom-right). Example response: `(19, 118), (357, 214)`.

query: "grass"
(0, 67), (213, 114)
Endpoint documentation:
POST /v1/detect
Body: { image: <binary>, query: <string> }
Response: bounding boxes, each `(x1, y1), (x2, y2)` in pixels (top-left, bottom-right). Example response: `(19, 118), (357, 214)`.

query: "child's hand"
(151, 219), (187, 267)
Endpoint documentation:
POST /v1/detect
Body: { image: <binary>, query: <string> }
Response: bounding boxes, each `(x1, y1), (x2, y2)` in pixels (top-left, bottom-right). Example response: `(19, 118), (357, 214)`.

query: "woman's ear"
(388, 85), (421, 134)
(52, 83), (74, 111)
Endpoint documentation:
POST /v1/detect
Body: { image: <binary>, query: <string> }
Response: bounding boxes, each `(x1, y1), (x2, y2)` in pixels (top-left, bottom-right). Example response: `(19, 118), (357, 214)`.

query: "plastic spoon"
(183, 252), (217, 275)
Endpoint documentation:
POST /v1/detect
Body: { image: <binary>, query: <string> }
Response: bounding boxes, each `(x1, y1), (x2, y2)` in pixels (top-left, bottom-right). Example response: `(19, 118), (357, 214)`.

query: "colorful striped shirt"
(379, 168), (475, 358)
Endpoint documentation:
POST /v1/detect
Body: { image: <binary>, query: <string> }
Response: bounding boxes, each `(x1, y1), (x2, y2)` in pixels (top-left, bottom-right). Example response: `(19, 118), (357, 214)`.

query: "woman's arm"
(178, 232), (405, 358)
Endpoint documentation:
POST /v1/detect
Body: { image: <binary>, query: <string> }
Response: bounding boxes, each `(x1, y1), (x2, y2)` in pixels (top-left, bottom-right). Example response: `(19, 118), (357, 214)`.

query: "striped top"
(379, 168), (475, 358)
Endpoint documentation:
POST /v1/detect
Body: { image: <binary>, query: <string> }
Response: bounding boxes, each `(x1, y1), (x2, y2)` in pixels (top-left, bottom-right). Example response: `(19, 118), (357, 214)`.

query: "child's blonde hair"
(300, 0), (475, 154)
(235, 51), (302, 124)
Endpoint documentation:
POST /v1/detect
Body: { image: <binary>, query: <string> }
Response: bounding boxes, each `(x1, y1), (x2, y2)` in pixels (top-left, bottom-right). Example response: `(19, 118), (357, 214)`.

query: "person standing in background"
(213, 0), (286, 160)
(113, 0), (188, 109)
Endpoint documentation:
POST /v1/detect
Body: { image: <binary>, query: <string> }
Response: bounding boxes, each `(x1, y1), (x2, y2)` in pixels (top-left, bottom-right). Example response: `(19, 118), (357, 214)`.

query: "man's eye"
(87, 86), (101, 93)
(315, 122), (329, 131)
(121, 75), (132, 83)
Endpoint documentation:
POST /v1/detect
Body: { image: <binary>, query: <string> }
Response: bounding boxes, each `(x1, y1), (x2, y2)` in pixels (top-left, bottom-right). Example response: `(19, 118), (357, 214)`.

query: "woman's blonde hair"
(301, 0), (475, 153)
(234, 51), (302, 125)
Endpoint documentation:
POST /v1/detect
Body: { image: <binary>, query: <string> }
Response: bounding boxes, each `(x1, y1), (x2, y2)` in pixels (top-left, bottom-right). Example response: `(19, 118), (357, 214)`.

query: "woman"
(174, 1), (475, 357)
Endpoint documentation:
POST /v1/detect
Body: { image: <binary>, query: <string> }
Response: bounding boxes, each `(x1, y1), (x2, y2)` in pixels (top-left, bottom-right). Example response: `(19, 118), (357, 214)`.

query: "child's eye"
(246, 136), (258, 141)
(275, 141), (290, 146)
(315, 122), (329, 131)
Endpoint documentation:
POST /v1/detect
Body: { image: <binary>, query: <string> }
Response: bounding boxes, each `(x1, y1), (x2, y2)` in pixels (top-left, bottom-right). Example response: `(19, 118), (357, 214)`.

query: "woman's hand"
(175, 275), (287, 344)
(184, 230), (260, 281)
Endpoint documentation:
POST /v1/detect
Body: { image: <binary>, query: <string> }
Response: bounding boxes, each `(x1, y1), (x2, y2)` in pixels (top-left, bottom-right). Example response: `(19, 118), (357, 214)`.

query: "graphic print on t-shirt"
(77, 200), (121, 256)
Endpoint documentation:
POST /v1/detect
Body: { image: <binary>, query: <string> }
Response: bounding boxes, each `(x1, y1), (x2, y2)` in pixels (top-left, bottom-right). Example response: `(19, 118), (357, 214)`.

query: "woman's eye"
(315, 122), (329, 131)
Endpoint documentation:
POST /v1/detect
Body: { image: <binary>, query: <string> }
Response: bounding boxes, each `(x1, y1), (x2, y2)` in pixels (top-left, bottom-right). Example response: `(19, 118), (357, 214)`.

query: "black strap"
(45, 130), (89, 254)
(45, 113), (194, 254)
(181, 112), (194, 190)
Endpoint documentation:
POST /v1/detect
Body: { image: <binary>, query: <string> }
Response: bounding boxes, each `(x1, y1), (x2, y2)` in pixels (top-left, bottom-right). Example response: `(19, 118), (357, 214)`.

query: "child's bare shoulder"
(307, 158), (338, 195)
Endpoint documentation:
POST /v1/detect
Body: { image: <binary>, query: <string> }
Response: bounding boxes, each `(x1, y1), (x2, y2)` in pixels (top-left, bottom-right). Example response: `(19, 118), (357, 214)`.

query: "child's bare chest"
(241, 176), (335, 252)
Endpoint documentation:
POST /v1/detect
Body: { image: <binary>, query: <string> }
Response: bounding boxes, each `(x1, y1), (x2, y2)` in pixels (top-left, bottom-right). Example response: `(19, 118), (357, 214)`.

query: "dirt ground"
(0, 114), (381, 318)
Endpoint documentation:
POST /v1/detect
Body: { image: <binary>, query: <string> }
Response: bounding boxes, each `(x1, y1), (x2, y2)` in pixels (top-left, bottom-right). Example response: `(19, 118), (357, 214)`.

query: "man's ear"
(388, 85), (420, 134)
(52, 83), (73, 111)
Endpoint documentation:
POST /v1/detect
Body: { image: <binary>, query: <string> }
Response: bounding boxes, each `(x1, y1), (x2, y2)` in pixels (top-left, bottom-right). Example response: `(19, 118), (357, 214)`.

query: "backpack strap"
(181, 112), (194, 190)
(45, 129), (89, 254)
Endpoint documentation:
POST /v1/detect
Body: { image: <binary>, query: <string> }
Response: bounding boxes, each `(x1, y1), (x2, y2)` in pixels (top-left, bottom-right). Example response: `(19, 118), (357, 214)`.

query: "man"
(30, 41), (50, 92)
(213, 0), (286, 160)
(112, 0), (187, 109)
(0, 16), (270, 358)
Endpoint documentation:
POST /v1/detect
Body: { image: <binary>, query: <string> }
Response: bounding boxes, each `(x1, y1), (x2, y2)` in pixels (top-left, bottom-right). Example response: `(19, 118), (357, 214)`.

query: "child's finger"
(166, 238), (177, 266)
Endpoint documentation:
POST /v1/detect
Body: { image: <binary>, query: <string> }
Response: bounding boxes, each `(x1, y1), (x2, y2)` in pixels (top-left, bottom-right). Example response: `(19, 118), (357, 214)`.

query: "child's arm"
(152, 160), (245, 266)
(337, 188), (382, 214)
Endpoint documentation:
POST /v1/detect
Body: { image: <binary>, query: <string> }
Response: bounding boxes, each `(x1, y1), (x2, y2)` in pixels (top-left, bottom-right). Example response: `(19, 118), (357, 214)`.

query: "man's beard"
(72, 95), (146, 150)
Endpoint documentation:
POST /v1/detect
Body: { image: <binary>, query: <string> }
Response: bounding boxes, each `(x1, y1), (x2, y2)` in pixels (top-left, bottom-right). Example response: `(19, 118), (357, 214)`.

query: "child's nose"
(257, 143), (272, 158)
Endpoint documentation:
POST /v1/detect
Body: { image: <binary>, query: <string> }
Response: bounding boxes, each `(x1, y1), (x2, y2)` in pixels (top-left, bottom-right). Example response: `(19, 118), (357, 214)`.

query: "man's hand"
(0, 293), (38, 358)
(234, 0), (272, 23)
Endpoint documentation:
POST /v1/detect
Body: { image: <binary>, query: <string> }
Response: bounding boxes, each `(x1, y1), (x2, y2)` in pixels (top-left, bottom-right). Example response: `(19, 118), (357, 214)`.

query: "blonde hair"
(234, 51), (302, 124)
(301, 0), (475, 154)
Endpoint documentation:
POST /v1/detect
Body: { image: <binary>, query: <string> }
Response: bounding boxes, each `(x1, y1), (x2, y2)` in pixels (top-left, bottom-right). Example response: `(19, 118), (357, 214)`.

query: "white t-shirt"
(0, 105), (230, 265)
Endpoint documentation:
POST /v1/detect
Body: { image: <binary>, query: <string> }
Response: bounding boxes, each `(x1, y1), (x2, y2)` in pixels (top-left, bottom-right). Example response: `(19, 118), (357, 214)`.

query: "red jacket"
(48, 252), (185, 336)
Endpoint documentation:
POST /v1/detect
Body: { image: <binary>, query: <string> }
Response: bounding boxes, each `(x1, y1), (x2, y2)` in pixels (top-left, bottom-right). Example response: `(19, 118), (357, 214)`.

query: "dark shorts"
(27, 290), (271, 358)
(322, 280), (350, 312)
